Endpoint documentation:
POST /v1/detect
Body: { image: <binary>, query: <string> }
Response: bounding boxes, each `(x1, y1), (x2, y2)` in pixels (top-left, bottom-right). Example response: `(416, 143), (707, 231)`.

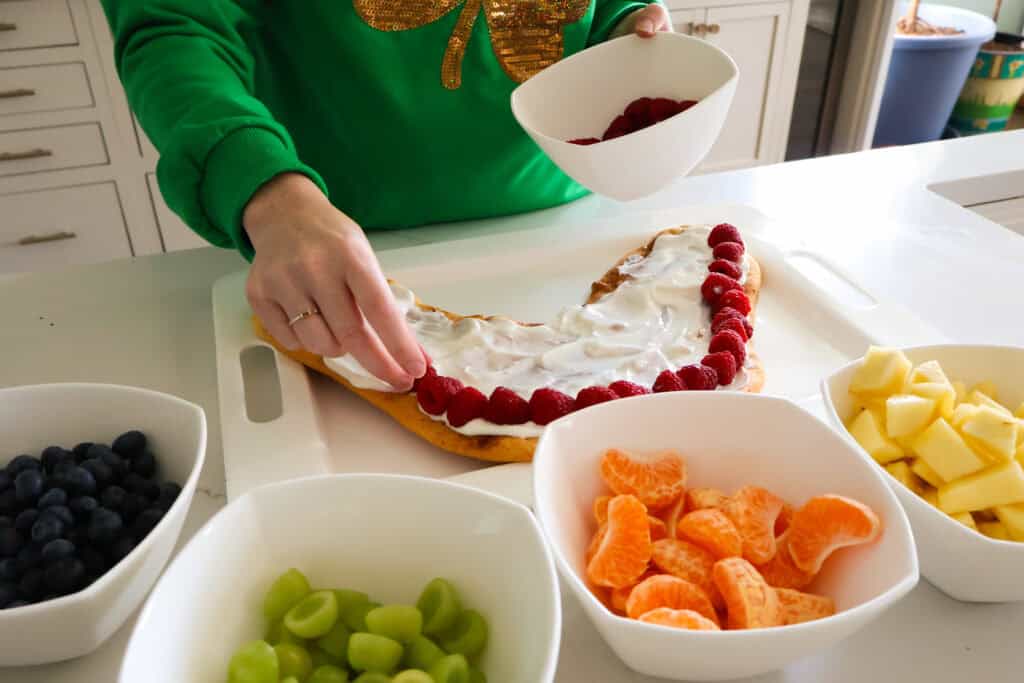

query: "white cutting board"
(213, 204), (945, 503)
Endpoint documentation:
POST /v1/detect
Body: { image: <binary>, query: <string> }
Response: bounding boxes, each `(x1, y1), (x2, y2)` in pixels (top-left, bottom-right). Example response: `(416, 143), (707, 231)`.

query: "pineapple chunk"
(951, 511), (978, 530)
(912, 418), (988, 482)
(885, 461), (926, 496)
(973, 509), (998, 523)
(951, 403), (979, 428)
(978, 520), (1012, 541)
(922, 487), (939, 507)
(911, 457), (945, 488)
(910, 360), (950, 386)
(847, 408), (904, 464)
(850, 347), (912, 397)
(960, 406), (1019, 462)
(967, 390), (1013, 418)
(910, 382), (955, 420)
(993, 503), (1024, 541)
(953, 380), (968, 404)
(1016, 402), (1024, 419)
(973, 381), (999, 402)
(885, 394), (936, 438)
(937, 461), (1024, 514)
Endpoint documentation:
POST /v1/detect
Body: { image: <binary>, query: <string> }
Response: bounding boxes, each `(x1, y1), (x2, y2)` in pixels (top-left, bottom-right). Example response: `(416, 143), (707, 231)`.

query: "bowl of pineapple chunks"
(822, 345), (1024, 603)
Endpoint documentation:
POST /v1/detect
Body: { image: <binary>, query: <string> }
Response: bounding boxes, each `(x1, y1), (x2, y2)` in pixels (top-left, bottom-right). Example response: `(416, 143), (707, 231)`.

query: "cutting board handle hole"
(240, 345), (284, 423)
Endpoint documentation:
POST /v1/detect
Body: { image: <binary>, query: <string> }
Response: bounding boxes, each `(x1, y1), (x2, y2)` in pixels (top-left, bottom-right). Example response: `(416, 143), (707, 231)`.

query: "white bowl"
(0, 383), (206, 666)
(120, 474), (561, 683)
(533, 392), (917, 681)
(822, 344), (1024, 603)
(510, 32), (738, 201)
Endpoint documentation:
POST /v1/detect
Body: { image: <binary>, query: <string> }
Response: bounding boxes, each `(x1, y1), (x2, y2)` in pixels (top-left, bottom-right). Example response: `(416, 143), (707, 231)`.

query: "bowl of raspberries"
(511, 32), (738, 201)
(0, 383), (205, 666)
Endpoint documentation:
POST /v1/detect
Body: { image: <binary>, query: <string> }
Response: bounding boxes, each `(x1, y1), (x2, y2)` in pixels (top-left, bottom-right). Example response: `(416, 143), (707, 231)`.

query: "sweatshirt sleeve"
(101, 1), (327, 259)
(589, 1), (661, 46)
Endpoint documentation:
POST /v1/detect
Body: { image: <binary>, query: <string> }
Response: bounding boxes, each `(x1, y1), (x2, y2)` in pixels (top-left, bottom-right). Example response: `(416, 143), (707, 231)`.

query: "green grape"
(274, 643), (313, 681)
(417, 579), (461, 636)
(365, 605), (423, 644)
(402, 635), (446, 671)
(266, 618), (308, 647)
(308, 664), (351, 683)
(353, 674), (392, 683)
(438, 611), (487, 660)
(333, 589), (371, 612)
(310, 646), (333, 670)
(348, 633), (404, 674)
(428, 654), (470, 683)
(281, 678), (300, 683)
(342, 601), (382, 632)
(227, 640), (278, 683)
(392, 670), (433, 683)
(263, 569), (312, 622)
(317, 620), (353, 659)
(285, 590), (340, 639)
(468, 667), (486, 683)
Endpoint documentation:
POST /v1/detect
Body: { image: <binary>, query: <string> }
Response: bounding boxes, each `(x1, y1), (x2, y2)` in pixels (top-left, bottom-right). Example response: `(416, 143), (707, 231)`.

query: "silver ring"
(287, 308), (321, 327)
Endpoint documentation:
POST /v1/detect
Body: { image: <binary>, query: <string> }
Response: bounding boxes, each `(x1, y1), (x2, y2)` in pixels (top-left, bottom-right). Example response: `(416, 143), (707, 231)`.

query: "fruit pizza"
(254, 224), (763, 463)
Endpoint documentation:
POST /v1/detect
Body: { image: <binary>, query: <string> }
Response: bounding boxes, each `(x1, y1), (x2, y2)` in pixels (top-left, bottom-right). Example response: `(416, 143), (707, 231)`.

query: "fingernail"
(637, 19), (654, 34)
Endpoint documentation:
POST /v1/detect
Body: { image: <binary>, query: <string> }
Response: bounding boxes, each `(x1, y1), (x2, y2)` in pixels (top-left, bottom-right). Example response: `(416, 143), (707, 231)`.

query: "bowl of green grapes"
(119, 474), (562, 683)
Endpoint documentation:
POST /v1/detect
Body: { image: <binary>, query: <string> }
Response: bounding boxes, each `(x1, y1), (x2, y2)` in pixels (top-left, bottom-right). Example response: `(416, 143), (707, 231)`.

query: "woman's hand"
(243, 173), (427, 391)
(612, 4), (673, 38)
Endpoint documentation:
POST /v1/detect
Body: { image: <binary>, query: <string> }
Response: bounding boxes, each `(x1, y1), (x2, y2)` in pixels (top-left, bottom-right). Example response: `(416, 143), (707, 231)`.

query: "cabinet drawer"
(0, 62), (93, 118)
(0, 182), (131, 274)
(0, 122), (108, 177)
(0, 1), (77, 51)
(146, 173), (207, 252)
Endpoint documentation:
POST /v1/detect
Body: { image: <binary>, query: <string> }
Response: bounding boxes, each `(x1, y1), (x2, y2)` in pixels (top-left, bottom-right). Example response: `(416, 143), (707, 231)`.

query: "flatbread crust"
(253, 226), (764, 463)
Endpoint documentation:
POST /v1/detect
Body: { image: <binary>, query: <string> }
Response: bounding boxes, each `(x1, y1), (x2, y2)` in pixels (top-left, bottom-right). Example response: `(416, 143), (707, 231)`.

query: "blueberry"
(14, 508), (38, 533)
(87, 508), (123, 545)
(41, 539), (75, 565)
(40, 446), (72, 473)
(158, 482), (181, 504)
(0, 558), (18, 582)
(6, 455), (40, 476)
(37, 488), (67, 509)
(79, 546), (106, 576)
(15, 545), (41, 574)
(122, 473), (147, 495)
(120, 494), (146, 522)
(6, 599), (29, 609)
(65, 526), (88, 548)
(0, 489), (17, 516)
(44, 557), (85, 595)
(100, 486), (126, 510)
(98, 449), (129, 480)
(109, 536), (136, 564)
(65, 467), (96, 496)
(112, 431), (147, 459)
(43, 505), (74, 527)
(133, 507), (164, 540)
(18, 569), (44, 600)
(72, 442), (94, 461)
(0, 516), (10, 527)
(0, 472), (10, 492)
(30, 515), (64, 545)
(50, 461), (75, 485)
(0, 527), (23, 557)
(81, 459), (113, 489)
(0, 581), (16, 607)
(69, 496), (98, 519)
(132, 451), (157, 478)
(13, 469), (44, 504)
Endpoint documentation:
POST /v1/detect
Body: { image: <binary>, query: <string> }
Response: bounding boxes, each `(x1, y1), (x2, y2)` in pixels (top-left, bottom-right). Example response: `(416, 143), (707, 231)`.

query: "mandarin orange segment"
(660, 495), (687, 538)
(685, 487), (727, 512)
(648, 515), (669, 541)
(753, 531), (816, 590)
(787, 495), (882, 574)
(625, 574), (719, 625)
(638, 608), (721, 631)
(713, 557), (781, 629)
(609, 569), (656, 615)
(586, 495), (652, 589)
(585, 523), (607, 566)
(775, 588), (836, 625)
(775, 503), (795, 537)
(678, 509), (743, 559)
(650, 538), (722, 609)
(721, 485), (786, 564)
(594, 495), (611, 525)
(600, 448), (686, 510)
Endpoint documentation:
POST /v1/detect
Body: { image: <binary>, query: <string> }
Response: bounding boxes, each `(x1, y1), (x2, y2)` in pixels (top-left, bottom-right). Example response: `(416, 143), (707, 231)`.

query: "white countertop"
(2, 131), (1024, 682)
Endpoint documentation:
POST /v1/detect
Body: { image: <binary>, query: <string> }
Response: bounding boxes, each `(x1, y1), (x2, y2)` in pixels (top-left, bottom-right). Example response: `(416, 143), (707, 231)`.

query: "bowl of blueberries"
(0, 383), (205, 666)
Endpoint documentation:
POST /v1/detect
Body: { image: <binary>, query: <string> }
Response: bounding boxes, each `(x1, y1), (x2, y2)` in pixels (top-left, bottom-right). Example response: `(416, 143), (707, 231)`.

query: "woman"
(102, 1), (671, 390)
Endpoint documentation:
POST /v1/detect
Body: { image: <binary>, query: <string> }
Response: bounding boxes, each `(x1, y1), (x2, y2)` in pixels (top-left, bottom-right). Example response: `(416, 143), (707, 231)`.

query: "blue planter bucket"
(874, 4), (996, 147)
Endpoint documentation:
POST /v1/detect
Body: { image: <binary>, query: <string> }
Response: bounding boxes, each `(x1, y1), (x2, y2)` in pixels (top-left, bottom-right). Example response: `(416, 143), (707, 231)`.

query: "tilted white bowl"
(511, 32), (738, 201)
(822, 344), (1024, 603)
(0, 383), (206, 666)
(120, 474), (562, 683)
(533, 391), (917, 681)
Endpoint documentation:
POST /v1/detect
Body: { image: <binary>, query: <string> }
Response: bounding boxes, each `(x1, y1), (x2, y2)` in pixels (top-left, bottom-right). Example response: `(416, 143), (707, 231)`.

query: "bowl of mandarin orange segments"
(533, 390), (918, 681)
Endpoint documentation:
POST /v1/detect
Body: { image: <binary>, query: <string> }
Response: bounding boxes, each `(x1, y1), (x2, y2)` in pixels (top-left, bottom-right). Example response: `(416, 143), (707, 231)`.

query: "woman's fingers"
(246, 273), (302, 350)
(634, 4), (672, 36)
(278, 287), (344, 358)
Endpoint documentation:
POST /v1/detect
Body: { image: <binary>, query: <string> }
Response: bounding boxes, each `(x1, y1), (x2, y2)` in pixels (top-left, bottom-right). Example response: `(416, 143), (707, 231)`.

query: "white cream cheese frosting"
(324, 226), (750, 437)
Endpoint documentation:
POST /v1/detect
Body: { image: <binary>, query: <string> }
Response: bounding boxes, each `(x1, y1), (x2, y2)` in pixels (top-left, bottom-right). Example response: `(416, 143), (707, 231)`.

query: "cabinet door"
(146, 173), (209, 252)
(701, 2), (790, 171)
(668, 8), (704, 36)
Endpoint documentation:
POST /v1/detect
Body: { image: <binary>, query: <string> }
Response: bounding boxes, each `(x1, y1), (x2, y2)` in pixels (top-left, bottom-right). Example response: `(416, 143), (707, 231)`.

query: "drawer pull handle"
(16, 231), (77, 246)
(707, 23), (720, 34)
(0, 148), (52, 162)
(0, 88), (35, 99)
(692, 23), (707, 36)
(0, 22), (16, 32)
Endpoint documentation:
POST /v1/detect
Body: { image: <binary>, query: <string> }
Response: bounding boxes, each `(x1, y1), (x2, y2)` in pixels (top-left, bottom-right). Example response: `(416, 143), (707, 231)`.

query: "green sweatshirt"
(101, 0), (654, 259)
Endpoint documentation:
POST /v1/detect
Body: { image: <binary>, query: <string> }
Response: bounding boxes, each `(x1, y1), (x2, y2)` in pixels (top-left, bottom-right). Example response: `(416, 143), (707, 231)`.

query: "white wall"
(925, 0), (1024, 33)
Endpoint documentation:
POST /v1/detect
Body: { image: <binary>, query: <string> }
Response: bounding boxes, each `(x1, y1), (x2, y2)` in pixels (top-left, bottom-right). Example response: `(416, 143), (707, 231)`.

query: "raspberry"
(702, 352), (737, 386)
(416, 374), (463, 416)
(711, 307), (753, 338)
(712, 241), (745, 263)
(609, 380), (649, 398)
(482, 387), (530, 425)
(708, 329), (747, 366)
(653, 369), (686, 393)
(603, 114), (633, 140)
(568, 137), (601, 145)
(708, 223), (743, 248)
(624, 97), (654, 128)
(529, 388), (576, 426)
(708, 259), (741, 279)
(678, 99), (698, 112)
(412, 365), (437, 391)
(576, 386), (618, 410)
(713, 315), (749, 342)
(716, 289), (751, 316)
(650, 97), (683, 122)
(446, 386), (487, 427)
(678, 364), (717, 391)
(700, 273), (741, 306)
